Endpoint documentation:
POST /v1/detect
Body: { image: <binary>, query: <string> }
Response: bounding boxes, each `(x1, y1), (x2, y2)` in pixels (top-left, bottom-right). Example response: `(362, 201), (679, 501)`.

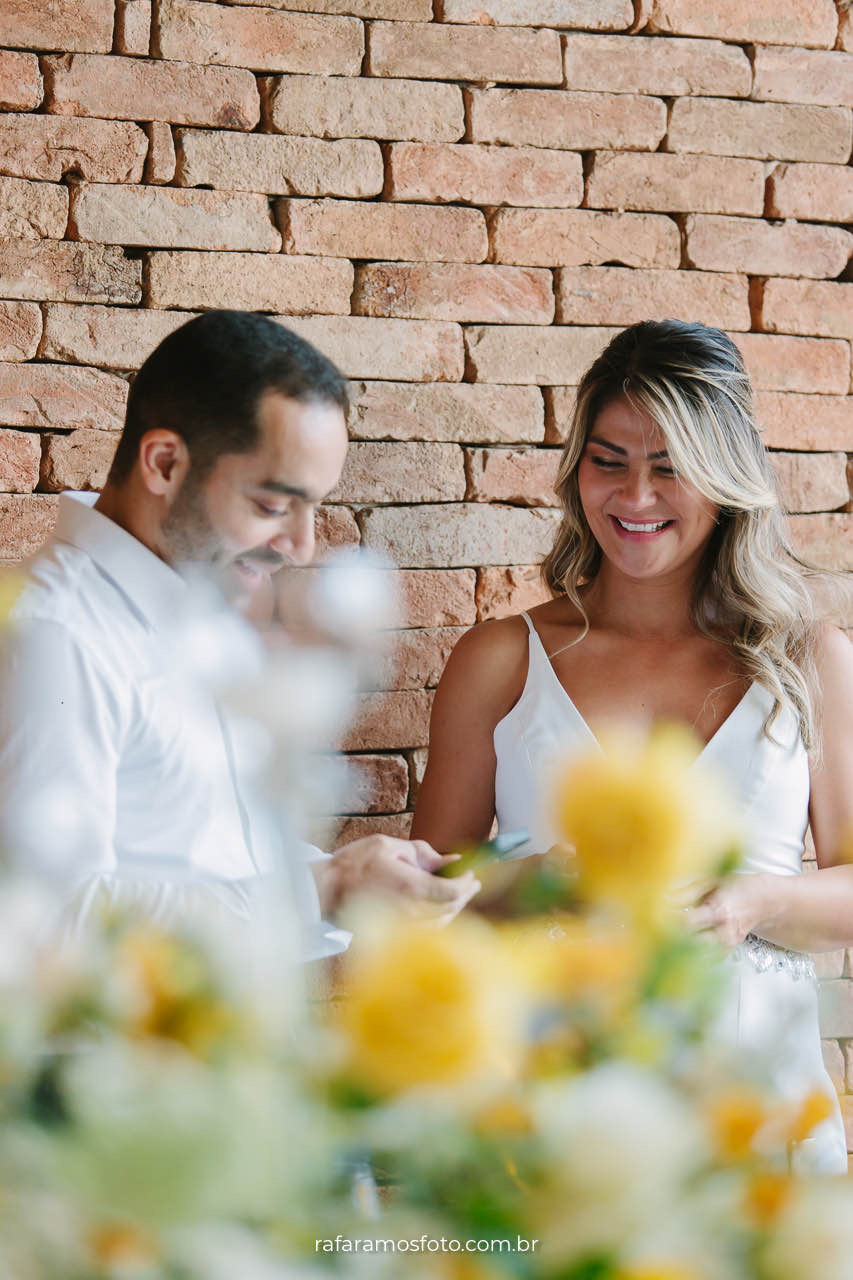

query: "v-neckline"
(527, 624), (758, 764)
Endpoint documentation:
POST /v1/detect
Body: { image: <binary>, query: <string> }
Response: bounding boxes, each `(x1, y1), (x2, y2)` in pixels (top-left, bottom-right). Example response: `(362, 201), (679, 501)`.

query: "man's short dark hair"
(109, 310), (349, 483)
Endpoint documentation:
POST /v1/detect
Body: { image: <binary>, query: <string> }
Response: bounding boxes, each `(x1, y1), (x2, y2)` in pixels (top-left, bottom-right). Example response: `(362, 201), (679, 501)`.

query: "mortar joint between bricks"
(658, 97), (676, 153)
(748, 277), (767, 331)
(670, 212), (691, 271)
(743, 43), (758, 100)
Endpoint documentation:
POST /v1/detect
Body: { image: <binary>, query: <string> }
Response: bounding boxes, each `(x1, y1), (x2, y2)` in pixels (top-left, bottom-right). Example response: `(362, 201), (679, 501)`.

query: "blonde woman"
(412, 320), (853, 1172)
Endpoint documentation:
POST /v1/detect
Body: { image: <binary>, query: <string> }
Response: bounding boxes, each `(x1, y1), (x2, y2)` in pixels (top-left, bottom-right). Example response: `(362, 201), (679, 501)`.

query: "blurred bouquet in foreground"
(0, 576), (851, 1280)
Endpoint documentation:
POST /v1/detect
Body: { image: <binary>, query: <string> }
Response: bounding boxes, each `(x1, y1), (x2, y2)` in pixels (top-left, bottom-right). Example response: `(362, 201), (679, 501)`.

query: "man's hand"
(314, 835), (480, 925)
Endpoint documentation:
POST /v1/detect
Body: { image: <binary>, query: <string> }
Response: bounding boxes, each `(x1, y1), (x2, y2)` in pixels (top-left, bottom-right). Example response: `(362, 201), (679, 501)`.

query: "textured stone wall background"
(1, 0), (852, 1153)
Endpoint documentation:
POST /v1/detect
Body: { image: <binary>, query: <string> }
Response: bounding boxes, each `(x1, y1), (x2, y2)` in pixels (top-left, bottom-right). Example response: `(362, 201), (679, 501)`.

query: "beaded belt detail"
(733, 933), (817, 983)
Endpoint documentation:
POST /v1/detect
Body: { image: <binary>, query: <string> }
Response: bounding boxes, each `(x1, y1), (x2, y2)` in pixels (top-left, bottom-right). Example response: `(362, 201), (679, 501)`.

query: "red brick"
(821, 1038), (846, 1093)
(0, 177), (68, 241)
(0, 240), (141, 305)
(374, 628), (466, 692)
(0, 495), (59, 560)
(354, 263), (553, 324)
(341, 690), (432, 751)
(368, 19), (562, 85)
(736, 334), (850, 395)
(646, 0), (838, 49)
(818, 976), (853, 1035)
(685, 215), (853, 279)
(348, 381), (544, 444)
(466, 324), (617, 385)
(70, 184), (280, 252)
(281, 316), (465, 382)
(0, 0), (114, 52)
(491, 209), (679, 268)
(342, 754), (410, 814)
(544, 386), (576, 445)
(387, 142), (582, 208)
(788, 514), (850, 570)
(263, 74), (463, 143)
(557, 267), (750, 331)
(668, 98), (852, 164)
(144, 122), (176, 185)
(476, 564), (550, 620)
(470, 88), (666, 151)
(146, 250), (352, 314)
(175, 129), (382, 198)
(0, 363), (127, 432)
(815, 951), (846, 979)
(281, 199), (487, 263)
(760, 279), (853, 341)
(757, 393), (853, 451)
(333, 813), (412, 842)
(0, 115), (148, 184)
(586, 151), (764, 217)
(314, 505), (360, 556)
(331, 442), (466, 505)
(39, 429), (117, 492)
(40, 304), (193, 370)
(465, 447), (560, 505)
(767, 163), (853, 223)
(44, 53), (259, 129)
(753, 47), (853, 107)
(156, 0), (363, 74)
(390, 569), (477, 627)
(0, 430), (40, 493)
(0, 51), (41, 109)
(359, 502), (560, 568)
(0, 302), (41, 362)
(772, 452), (848, 514)
(564, 33), (749, 96)
(116, 0), (151, 56)
(442, 0), (632, 24)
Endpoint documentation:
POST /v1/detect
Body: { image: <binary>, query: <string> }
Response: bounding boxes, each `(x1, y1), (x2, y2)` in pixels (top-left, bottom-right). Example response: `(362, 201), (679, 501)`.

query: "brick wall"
(1, 0), (852, 1147)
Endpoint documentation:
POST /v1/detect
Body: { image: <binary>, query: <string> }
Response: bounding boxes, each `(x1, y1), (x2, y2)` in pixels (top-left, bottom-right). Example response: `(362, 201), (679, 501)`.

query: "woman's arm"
(689, 626), (853, 952)
(410, 616), (529, 853)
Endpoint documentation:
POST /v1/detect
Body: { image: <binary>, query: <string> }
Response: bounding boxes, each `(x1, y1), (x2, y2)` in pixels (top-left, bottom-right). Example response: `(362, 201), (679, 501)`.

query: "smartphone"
(435, 829), (530, 878)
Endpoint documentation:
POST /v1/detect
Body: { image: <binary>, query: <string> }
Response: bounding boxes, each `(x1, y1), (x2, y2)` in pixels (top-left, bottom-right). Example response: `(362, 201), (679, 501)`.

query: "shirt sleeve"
(0, 618), (350, 959)
(0, 616), (123, 883)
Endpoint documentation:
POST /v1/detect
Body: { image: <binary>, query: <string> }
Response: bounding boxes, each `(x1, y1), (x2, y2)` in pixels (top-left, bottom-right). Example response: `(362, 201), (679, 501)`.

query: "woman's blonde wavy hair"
(541, 319), (822, 750)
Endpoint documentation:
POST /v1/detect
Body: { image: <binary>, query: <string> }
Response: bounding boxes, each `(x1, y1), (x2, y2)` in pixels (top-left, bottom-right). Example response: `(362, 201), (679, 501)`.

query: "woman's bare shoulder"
(813, 623), (853, 690)
(436, 614), (532, 720)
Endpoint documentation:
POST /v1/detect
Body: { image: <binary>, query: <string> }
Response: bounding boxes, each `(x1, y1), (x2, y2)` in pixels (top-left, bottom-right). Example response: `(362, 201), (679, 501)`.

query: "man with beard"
(0, 311), (477, 954)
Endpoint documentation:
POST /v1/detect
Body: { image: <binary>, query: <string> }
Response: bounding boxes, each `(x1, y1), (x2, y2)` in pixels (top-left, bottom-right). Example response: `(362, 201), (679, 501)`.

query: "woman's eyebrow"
(587, 434), (669, 460)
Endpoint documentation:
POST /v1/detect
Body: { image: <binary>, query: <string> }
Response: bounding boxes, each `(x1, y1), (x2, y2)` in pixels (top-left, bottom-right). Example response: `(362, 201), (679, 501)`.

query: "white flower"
(758, 1181), (853, 1280)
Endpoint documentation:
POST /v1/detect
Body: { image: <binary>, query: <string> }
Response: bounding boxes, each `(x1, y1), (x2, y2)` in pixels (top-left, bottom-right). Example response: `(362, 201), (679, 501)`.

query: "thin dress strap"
(519, 610), (536, 636)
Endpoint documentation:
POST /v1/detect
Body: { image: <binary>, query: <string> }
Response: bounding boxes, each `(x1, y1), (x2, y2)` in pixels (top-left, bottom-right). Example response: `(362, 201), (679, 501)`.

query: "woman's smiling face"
(577, 396), (719, 583)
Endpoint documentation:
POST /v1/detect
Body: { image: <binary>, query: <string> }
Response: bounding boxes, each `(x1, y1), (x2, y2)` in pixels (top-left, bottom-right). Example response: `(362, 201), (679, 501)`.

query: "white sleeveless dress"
(493, 613), (847, 1174)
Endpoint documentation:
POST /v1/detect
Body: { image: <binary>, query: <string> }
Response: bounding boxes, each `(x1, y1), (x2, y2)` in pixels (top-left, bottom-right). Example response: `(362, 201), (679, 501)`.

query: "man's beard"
(162, 480), (285, 594)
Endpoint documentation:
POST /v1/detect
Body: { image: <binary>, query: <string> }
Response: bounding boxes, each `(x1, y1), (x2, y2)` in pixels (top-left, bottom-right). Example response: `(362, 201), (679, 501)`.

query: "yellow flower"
(505, 915), (643, 1013)
(551, 723), (740, 922)
(744, 1171), (794, 1226)
(0, 570), (24, 627)
(706, 1087), (768, 1159)
(787, 1088), (835, 1145)
(116, 927), (246, 1059)
(616, 1269), (704, 1280)
(335, 915), (526, 1095)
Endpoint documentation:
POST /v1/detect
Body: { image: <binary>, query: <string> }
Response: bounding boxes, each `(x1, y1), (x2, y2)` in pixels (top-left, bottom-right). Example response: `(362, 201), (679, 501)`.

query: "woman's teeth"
(614, 518), (670, 532)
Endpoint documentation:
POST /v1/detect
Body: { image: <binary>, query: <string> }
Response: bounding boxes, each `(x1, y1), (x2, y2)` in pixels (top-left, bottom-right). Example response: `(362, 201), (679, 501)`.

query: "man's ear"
(137, 430), (191, 499)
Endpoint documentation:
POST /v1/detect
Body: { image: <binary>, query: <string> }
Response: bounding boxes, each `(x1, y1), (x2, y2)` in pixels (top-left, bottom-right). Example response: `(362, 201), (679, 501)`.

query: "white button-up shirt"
(0, 493), (346, 958)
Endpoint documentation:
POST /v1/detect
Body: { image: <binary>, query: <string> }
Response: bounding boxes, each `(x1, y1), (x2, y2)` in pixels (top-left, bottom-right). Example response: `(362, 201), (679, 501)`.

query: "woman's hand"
(674, 874), (772, 949)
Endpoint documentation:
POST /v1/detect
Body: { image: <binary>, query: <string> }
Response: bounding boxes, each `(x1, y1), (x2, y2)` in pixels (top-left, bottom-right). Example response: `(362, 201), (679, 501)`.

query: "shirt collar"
(55, 492), (187, 631)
